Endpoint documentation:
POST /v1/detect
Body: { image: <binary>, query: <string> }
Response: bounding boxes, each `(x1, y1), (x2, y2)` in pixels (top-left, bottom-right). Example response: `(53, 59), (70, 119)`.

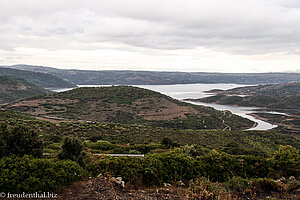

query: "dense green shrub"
(88, 152), (197, 186)
(225, 176), (249, 192)
(88, 156), (145, 185)
(58, 137), (83, 161)
(196, 150), (274, 182)
(161, 137), (180, 148)
(87, 147), (300, 186)
(0, 124), (43, 158)
(271, 145), (300, 178)
(58, 137), (90, 167)
(147, 152), (197, 184)
(0, 155), (87, 193)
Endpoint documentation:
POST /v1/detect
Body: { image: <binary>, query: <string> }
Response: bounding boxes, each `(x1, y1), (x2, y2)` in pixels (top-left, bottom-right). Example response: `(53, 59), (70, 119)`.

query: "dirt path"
(220, 110), (232, 131)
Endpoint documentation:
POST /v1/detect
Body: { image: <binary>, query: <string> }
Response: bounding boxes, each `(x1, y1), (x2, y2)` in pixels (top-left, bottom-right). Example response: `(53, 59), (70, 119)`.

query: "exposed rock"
(177, 180), (185, 186)
(277, 177), (287, 183)
(288, 176), (296, 181)
(111, 176), (125, 188)
(164, 183), (172, 187)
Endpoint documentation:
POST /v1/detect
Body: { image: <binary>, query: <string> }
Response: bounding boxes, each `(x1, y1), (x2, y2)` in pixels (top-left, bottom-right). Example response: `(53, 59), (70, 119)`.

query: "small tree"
(58, 137), (83, 161)
(0, 124), (43, 158)
(161, 137), (180, 149)
(272, 145), (300, 177)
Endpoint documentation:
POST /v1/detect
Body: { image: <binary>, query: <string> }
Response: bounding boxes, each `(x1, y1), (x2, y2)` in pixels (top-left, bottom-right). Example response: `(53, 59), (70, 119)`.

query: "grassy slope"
(5, 86), (254, 130)
(0, 75), (49, 104)
(0, 110), (299, 155)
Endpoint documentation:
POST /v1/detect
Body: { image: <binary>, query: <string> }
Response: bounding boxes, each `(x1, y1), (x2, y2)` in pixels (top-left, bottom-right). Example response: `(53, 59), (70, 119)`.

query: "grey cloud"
(0, 0), (300, 54)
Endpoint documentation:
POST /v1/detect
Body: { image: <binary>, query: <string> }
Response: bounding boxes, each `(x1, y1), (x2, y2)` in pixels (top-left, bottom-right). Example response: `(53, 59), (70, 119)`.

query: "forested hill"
(0, 75), (49, 104)
(189, 81), (300, 109)
(5, 86), (254, 130)
(6, 64), (300, 85)
(209, 81), (300, 96)
(0, 67), (76, 88)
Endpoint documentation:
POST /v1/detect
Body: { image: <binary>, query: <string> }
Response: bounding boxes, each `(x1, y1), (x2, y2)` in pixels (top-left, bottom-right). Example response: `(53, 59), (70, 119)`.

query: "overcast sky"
(1, 0), (300, 72)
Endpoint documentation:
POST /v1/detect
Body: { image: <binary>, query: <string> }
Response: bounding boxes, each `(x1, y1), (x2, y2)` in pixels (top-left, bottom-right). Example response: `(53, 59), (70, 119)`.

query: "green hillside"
(0, 67), (76, 88)
(1, 109), (299, 199)
(0, 75), (49, 104)
(5, 86), (254, 130)
(0, 110), (298, 155)
(196, 82), (300, 109)
(189, 82), (300, 134)
(209, 81), (300, 96)
(196, 94), (300, 109)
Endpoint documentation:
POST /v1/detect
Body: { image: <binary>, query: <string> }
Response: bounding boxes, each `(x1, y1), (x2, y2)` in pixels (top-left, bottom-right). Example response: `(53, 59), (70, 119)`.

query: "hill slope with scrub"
(0, 67), (76, 88)
(5, 86), (254, 130)
(0, 75), (49, 104)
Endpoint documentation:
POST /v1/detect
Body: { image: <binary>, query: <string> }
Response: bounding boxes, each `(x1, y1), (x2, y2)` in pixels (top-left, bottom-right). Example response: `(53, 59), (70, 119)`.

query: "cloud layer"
(0, 0), (300, 72)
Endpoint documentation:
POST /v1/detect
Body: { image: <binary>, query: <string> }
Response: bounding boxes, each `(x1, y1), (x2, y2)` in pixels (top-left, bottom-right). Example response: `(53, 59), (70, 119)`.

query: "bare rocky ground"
(56, 176), (300, 200)
(56, 176), (187, 200)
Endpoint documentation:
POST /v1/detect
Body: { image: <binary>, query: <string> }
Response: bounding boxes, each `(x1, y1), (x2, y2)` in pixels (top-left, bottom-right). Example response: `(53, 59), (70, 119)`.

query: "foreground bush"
(88, 146), (299, 186)
(0, 155), (87, 193)
(58, 137), (83, 161)
(88, 152), (197, 186)
(0, 124), (43, 158)
(188, 177), (231, 199)
(271, 145), (300, 178)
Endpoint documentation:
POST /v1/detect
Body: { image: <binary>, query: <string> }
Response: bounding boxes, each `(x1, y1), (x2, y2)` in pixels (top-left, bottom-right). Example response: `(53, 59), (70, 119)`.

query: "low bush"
(87, 152), (197, 186)
(0, 155), (87, 193)
(251, 178), (283, 192)
(225, 176), (249, 192)
(87, 146), (300, 186)
(0, 124), (43, 158)
(188, 177), (229, 199)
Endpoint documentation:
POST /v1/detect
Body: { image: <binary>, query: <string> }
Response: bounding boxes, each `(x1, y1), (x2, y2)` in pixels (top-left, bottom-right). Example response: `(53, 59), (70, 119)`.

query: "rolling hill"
(0, 75), (49, 104)
(187, 82), (300, 134)
(208, 81), (300, 96)
(5, 86), (254, 130)
(194, 81), (300, 109)
(6, 64), (300, 85)
(0, 67), (76, 89)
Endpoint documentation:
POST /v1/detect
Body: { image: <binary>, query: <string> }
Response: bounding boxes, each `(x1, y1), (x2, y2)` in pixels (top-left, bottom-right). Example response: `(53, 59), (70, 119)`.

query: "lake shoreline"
(52, 83), (280, 131)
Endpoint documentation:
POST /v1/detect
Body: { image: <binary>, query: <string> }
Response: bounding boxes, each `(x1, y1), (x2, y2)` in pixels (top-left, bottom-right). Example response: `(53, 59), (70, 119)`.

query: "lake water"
(133, 84), (278, 131)
(52, 83), (279, 130)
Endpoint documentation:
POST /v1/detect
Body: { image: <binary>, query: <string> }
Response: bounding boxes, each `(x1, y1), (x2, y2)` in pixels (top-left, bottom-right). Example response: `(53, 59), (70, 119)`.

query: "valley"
(188, 82), (300, 134)
(0, 68), (299, 199)
(2, 1), (300, 198)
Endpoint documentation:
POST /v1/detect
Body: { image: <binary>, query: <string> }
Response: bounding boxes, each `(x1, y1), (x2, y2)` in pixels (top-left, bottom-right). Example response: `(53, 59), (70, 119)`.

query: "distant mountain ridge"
(0, 75), (49, 104)
(6, 64), (300, 85)
(5, 86), (254, 130)
(0, 67), (76, 89)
